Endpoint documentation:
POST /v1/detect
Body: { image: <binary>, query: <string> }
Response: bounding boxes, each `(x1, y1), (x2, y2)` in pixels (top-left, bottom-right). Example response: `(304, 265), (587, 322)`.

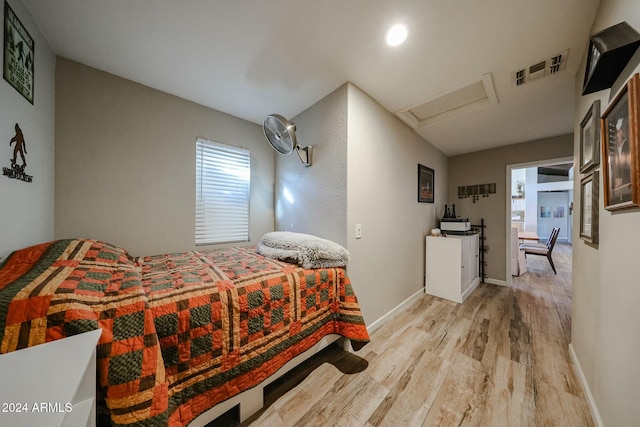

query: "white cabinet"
(0, 329), (102, 427)
(425, 234), (480, 303)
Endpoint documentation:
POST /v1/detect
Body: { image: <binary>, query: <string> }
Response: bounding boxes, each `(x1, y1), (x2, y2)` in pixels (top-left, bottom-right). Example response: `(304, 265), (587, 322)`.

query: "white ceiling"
(22, 0), (600, 156)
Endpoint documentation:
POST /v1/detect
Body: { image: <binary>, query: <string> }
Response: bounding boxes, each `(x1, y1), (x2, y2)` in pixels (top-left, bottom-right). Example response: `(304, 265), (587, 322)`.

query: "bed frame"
(190, 335), (352, 425)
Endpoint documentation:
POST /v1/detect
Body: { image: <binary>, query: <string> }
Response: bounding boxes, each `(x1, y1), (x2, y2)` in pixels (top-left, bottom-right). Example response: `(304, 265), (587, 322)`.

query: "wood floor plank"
(414, 298), (457, 334)
(480, 355), (534, 427)
(248, 409), (286, 427)
(528, 283), (556, 308)
(421, 353), (489, 427)
(427, 314), (473, 361)
(531, 329), (582, 396)
(551, 293), (572, 343)
(529, 302), (565, 338)
(407, 293), (438, 315)
(480, 312), (512, 367)
(365, 326), (429, 389)
(534, 380), (593, 427)
(294, 373), (388, 427)
(460, 317), (490, 362)
(265, 363), (344, 425)
(476, 284), (512, 321)
(368, 350), (449, 427)
(512, 286), (531, 325)
(362, 308), (414, 356)
(509, 316), (532, 366)
(451, 284), (492, 320)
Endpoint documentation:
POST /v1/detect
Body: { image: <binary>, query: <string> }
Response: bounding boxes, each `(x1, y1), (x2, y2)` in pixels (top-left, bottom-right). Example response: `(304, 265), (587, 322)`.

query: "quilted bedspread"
(0, 239), (369, 426)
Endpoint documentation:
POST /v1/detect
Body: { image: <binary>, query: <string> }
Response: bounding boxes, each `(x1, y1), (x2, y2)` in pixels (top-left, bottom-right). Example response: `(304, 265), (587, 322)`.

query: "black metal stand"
(471, 219), (487, 282)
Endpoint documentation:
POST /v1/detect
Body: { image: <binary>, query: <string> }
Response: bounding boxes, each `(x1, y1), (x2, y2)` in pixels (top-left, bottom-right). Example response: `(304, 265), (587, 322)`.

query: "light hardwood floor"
(235, 243), (592, 427)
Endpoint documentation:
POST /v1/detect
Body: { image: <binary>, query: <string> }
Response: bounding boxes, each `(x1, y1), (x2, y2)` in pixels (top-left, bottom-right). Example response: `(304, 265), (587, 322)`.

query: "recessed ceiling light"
(386, 23), (408, 46)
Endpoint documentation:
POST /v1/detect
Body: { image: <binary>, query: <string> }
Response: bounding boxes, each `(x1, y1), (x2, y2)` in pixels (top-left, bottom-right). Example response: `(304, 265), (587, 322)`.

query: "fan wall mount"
(263, 114), (312, 167)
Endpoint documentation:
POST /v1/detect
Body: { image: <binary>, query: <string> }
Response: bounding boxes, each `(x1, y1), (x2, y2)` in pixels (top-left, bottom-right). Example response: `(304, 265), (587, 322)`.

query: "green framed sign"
(3, 1), (34, 104)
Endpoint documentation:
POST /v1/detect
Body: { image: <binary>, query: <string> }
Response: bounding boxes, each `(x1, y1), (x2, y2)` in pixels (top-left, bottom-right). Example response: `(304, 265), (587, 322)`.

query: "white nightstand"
(0, 329), (102, 427)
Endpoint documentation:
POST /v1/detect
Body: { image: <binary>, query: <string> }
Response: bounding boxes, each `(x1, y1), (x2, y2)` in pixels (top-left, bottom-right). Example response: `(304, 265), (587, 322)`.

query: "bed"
(0, 238), (369, 426)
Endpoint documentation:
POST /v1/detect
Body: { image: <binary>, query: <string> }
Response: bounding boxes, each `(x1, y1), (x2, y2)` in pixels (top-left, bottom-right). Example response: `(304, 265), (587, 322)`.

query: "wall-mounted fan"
(263, 114), (312, 167)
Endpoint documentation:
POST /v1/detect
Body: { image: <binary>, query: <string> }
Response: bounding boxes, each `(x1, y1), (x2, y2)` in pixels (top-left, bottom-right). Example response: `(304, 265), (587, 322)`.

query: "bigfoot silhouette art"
(10, 123), (27, 169)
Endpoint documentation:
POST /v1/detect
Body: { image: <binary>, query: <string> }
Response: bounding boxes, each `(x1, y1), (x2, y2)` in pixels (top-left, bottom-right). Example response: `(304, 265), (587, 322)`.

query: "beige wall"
(347, 84), (448, 325)
(571, 2), (640, 425)
(448, 134), (573, 282)
(55, 58), (275, 256)
(276, 85), (348, 246)
(0, 0), (55, 258)
(274, 82), (448, 326)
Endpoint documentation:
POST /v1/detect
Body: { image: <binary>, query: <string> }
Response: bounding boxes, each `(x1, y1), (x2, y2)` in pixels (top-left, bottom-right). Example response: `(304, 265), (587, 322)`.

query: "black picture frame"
(3, 1), (34, 104)
(418, 164), (434, 203)
(600, 73), (640, 210)
(580, 172), (599, 246)
(580, 100), (600, 173)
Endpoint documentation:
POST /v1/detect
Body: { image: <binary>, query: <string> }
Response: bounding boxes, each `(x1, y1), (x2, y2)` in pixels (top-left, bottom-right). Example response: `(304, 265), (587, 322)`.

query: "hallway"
(515, 242), (573, 344)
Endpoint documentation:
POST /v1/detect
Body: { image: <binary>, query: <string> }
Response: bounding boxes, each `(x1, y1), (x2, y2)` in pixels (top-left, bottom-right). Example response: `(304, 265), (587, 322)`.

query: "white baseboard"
(367, 288), (424, 333)
(484, 277), (508, 287)
(569, 343), (603, 427)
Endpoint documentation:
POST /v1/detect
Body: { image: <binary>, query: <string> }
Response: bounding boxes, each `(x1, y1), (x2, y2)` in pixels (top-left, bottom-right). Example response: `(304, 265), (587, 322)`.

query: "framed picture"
(580, 100), (600, 173)
(418, 164), (434, 203)
(540, 207), (551, 218)
(3, 1), (34, 104)
(600, 73), (640, 210)
(580, 172), (599, 245)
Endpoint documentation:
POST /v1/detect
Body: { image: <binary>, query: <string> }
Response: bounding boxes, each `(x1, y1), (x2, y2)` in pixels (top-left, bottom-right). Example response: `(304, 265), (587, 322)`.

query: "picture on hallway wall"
(580, 100), (600, 173)
(540, 207), (551, 218)
(418, 164), (434, 203)
(580, 172), (599, 245)
(540, 206), (565, 219)
(553, 207), (565, 218)
(601, 73), (640, 211)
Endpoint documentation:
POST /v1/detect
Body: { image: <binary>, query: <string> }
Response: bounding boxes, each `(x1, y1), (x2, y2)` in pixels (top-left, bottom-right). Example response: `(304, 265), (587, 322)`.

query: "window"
(195, 138), (250, 245)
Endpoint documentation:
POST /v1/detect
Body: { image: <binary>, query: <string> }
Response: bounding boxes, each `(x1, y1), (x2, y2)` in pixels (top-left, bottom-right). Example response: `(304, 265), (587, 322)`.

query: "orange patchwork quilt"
(0, 239), (369, 426)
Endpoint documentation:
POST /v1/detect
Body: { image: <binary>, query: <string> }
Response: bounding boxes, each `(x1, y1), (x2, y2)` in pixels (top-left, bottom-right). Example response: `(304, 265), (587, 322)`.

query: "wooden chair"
(520, 227), (560, 274)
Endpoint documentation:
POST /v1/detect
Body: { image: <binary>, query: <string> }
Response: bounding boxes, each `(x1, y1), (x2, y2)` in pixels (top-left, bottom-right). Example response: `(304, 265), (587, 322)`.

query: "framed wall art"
(580, 100), (600, 173)
(600, 73), (640, 210)
(580, 172), (599, 245)
(3, 1), (34, 104)
(418, 164), (434, 203)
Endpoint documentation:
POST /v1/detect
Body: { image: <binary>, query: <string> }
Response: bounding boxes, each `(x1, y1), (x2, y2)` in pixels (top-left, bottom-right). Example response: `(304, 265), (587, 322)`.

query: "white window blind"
(195, 138), (250, 245)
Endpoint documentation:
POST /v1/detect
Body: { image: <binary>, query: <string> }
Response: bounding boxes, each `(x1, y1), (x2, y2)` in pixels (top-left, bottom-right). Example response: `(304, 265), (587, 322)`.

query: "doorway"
(505, 157), (573, 285)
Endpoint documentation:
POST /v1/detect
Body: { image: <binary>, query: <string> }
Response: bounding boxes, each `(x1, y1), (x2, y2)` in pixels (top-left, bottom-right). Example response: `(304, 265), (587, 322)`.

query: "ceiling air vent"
(512, 49), (569, 86)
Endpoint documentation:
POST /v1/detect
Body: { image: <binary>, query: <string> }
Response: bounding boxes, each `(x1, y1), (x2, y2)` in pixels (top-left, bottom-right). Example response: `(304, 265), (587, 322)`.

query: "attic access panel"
(582, 22), (640, 96)
(396, 73), (498, 129)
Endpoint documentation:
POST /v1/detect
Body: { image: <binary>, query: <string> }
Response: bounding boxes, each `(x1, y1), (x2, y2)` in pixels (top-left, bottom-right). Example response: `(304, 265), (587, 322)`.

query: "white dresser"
(0, 329), (102, 427)
(425, 234), (480, 303)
